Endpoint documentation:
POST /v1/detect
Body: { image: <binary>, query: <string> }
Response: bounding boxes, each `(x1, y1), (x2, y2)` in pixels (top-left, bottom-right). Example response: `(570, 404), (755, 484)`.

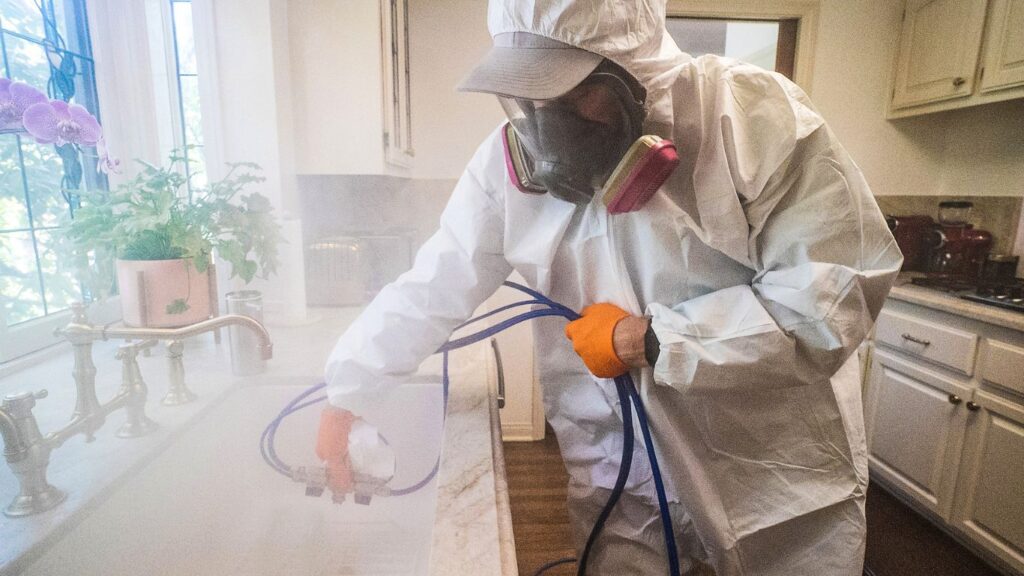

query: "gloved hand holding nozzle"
(316, 406), (397, 504)
(316, 407), (357, 497)
(564, 303), (654, 378)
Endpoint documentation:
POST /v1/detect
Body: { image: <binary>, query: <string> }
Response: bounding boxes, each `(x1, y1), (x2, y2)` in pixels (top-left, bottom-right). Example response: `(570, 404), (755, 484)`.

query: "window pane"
(64, 55), (103, 192)
(179, 75), (202, 147)
(3, 32), (49, 87)
(36, 228), (78, 312)
(52, 0), (91, 57)
(187, 146), (207, 190)
(0, 0), (46, 40)
(68, 53), (99, 115)
(5, 35), (98, 112)
(21, 138), (67, 228)
(0, 135), (29, 231)
(172, 2), (196, 75)
(667, 18), (780, 73)
(665, 18), (727, 56)
(0, 230), (44, 324)
(725, 22), (779, 71)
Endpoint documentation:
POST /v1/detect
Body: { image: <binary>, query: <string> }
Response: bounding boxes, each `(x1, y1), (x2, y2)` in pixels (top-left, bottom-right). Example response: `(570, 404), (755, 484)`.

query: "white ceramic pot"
(115, 258), (212, 327)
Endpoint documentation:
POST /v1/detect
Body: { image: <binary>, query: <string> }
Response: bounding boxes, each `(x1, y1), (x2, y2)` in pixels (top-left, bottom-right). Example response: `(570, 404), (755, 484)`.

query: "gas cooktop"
(961, 283), (1024, 312)
(910, 275), (1024, 314)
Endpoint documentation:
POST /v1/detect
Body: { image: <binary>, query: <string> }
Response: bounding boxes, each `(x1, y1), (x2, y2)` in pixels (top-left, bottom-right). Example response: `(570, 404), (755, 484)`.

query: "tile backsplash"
(298, 182), (1024, 293)
(298, 175), (457, 306)
(876, 196), (1022, 255)
(298, 175), (456, 249)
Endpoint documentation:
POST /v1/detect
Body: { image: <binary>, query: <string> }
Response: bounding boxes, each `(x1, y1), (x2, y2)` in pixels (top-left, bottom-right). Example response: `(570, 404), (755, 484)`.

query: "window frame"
(0, 0), (120, 363)
(665, 0), (820, 93)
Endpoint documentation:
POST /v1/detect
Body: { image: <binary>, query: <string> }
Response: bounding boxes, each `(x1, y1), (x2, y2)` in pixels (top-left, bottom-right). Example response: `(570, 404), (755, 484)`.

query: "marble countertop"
(0, 307), (517, 576)
(428, 344), (518, 576)
(888, 275), (1024, 332)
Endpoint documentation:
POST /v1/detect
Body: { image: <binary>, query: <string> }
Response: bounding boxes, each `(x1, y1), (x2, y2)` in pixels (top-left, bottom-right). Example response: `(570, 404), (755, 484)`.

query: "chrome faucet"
(0, 303), (273, 517)
(2, 390), (68, 517)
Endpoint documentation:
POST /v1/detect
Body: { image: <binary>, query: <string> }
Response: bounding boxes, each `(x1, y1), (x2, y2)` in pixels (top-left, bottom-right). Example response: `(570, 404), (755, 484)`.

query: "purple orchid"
(96, 137), (122, 175)
(0, 78), (48, 134)
(22, 98), (102, 146)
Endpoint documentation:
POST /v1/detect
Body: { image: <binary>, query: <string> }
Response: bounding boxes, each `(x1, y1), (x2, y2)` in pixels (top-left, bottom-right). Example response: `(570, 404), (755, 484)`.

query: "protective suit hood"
(488, 0), (691, 130)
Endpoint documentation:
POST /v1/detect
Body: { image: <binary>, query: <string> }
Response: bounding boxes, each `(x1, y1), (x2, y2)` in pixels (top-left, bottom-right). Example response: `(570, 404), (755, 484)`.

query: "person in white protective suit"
(318, 1), (902, 574)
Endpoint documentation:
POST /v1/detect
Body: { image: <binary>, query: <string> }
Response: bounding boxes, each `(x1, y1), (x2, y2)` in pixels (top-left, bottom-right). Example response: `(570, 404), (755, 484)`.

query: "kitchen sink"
(16, 383), (445, 576)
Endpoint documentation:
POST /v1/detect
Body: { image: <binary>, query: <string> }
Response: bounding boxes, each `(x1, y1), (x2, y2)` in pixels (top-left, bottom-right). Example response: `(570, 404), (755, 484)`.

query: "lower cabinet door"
(951, 390), (1024, 574)
(866, 349), (972, 520)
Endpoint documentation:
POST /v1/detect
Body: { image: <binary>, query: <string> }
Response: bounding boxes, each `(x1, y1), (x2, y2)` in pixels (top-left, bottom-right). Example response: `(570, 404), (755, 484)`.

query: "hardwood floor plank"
(504, 431), (1005, 576)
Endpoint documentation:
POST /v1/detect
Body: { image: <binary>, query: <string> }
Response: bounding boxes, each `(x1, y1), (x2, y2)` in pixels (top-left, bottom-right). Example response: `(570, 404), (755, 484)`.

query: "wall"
(288, 0), (391, 175)
(205, 0), (301, 308)
(807, 0), (1024, 199)
(407, 0), (505, 179)
(406, 0), (1024, 196)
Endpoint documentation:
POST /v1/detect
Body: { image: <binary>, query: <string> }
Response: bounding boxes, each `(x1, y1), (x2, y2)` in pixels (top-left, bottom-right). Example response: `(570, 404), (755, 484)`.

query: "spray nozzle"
(292, 465), (329, 498)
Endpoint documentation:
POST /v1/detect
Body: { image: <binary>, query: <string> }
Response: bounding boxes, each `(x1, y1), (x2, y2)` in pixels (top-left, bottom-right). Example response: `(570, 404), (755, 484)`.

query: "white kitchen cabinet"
(874, 309), (979, 376)
(289, 0), (413, 174)
(890, 0), (988, 110)
(865, 349), (972, 519)
(952, 390), (1024, 574)
(979, 0), (1024, 93)
(888, 0), (1024, 118)
(866, 297), (1024, 574)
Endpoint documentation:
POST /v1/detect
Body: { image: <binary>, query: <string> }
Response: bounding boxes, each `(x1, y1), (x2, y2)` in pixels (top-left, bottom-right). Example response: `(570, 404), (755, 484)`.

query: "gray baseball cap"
(457, 32), (603, 100)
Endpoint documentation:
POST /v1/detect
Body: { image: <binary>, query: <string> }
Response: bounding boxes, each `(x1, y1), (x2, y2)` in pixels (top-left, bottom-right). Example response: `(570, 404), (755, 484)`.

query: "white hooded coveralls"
(326, 2), (902, 574)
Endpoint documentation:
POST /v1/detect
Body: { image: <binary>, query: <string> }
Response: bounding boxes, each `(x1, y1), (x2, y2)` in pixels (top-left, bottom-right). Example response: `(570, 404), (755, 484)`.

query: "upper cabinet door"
(891, 0), (988, 110)
(979, 0), (1024, 93)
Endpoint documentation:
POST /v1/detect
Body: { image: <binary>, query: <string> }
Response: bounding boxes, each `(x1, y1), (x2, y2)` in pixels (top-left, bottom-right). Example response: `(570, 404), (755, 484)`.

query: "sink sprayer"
(261, 281), (679, 576)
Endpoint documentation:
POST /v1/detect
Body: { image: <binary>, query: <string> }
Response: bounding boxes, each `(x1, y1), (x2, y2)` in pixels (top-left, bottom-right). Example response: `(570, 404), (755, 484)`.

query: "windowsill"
(0, 341), (69, 381)
(1, 297), (123, 367)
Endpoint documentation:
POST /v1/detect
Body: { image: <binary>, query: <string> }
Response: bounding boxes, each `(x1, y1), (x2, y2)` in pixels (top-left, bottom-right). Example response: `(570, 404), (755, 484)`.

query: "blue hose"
(261, 281), (680, 576)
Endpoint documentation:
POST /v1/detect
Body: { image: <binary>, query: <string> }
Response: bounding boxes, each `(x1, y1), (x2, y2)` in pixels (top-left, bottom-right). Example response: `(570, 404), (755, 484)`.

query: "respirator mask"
(499, 60), (679, 213)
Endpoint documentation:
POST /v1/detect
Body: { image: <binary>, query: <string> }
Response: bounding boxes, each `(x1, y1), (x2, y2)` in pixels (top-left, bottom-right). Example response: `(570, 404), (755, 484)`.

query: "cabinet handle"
(966, 401), (981, 412)
(948, 394), (962, 405)
(952, 77), (966, 88)
(901, 333), (931, 346)
(490, 338), (505, 409)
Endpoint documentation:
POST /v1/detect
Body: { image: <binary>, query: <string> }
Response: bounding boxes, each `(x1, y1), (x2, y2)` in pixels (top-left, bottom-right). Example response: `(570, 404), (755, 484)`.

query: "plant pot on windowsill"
(115, 257), (213, 328)
(63, 152), (283, 328)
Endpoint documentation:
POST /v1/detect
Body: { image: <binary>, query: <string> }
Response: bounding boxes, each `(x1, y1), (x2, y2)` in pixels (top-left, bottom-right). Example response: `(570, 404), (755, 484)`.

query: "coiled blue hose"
(261, 281), (679, 576)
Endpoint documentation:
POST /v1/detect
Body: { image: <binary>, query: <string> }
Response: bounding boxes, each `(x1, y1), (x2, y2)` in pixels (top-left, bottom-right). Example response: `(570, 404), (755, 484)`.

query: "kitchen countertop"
(0, 307), (516, 576)
(428, 344), (518, 576)
(888, 275), (1024, 332)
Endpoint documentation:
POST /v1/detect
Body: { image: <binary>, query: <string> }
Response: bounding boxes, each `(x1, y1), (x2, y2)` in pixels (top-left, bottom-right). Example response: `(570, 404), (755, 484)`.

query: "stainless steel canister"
(225, 290), (266, 376)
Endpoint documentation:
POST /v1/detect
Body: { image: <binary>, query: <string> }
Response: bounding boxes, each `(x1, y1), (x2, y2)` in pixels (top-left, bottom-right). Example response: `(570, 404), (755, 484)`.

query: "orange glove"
(316, 407), (357, 495)
(564, 303), (631, 378)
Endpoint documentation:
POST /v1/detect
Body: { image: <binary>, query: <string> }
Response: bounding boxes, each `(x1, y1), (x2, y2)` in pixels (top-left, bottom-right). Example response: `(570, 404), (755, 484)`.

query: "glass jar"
(937, 200), (973, 226)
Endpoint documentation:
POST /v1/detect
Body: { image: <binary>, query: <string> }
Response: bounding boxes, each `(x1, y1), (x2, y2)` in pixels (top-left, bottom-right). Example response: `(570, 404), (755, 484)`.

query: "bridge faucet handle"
(2, 390), (48, 415)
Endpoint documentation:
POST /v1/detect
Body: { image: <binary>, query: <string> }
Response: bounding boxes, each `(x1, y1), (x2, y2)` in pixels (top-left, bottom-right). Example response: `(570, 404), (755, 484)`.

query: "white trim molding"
(665, 0), (821, 94)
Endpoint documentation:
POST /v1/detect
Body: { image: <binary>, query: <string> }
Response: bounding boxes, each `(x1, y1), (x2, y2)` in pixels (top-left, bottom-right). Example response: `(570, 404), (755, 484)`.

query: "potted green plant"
(65, 151), (282, 327)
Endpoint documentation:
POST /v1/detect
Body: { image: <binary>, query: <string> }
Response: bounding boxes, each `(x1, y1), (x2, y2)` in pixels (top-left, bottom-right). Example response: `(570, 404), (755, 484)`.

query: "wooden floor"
(503, 430), (576, 576)
(504, 431), (1005, 576)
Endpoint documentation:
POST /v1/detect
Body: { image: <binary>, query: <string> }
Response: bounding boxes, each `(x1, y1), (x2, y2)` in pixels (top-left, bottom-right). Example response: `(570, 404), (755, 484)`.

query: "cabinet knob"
(952, 77), (966, 88)
(901, 333), (931, 346)
(948, 394), (963, 405)
(966, 401), (981, 412)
